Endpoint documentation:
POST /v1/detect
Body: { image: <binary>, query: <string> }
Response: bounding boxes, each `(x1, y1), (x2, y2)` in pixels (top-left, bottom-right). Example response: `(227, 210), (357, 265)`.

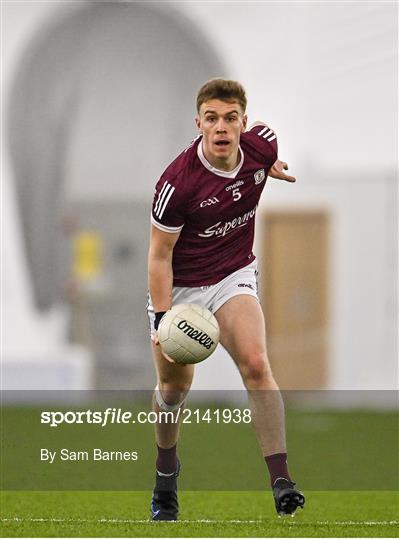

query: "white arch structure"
(3, 2), (224, 391)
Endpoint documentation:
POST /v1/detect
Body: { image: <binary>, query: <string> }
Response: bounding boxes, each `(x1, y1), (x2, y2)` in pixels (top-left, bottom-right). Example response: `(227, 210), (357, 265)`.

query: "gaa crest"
(254, 169), (265, 185)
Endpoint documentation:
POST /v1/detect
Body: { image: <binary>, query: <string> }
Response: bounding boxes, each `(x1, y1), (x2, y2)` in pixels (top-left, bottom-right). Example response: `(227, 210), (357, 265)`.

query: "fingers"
(152, 333), (176, 363)
(270, 168), (296, 182)
(282, 175), (296, 182)
(271, 160), (296, 182)
(273, 160), (289, 173)
(163, 353), (177, 364)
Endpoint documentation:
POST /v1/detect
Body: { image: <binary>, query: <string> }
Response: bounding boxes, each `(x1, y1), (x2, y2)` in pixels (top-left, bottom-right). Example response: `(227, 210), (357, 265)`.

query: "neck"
(202, 147), (241, 172)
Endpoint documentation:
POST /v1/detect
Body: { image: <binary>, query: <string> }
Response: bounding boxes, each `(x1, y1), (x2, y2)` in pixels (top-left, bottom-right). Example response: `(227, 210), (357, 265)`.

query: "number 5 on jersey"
(232, 188), (242, 201)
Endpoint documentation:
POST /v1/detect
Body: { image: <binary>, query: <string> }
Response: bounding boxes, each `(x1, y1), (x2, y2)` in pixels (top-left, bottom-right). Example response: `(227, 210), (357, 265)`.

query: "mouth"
(214, 139), (230, 147)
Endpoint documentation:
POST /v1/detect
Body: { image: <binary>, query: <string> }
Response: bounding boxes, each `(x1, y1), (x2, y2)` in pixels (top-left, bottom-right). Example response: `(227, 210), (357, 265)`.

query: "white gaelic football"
(158, 303), (219, 364)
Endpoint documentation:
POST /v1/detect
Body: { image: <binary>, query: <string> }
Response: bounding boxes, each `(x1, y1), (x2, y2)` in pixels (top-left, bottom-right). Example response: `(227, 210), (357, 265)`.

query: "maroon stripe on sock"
(156, 444), (178, 474)
(265, 452), (291, 485)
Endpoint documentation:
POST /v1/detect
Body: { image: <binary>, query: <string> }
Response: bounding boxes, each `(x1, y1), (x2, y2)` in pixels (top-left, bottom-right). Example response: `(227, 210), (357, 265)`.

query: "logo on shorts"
(177, 320), (214, 350)
(238, 283), (254, 290)
(254, 169), (266, 185)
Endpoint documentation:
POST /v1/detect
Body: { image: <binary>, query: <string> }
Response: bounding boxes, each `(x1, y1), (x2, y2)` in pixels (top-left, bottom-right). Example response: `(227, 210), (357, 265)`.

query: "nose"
(216, 119), (227, 133)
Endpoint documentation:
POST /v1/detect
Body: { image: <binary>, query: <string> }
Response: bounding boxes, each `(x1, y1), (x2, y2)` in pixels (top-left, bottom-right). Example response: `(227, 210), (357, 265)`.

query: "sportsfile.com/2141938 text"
(40, 408), (252, 427)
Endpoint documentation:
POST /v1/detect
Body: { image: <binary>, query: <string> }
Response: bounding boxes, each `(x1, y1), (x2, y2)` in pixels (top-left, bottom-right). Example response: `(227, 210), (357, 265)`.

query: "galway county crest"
(254, 169), (266, 185)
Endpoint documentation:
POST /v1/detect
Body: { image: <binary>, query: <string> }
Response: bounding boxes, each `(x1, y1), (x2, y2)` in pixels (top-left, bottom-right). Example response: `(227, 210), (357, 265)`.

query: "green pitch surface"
(1, 491), (398, 537)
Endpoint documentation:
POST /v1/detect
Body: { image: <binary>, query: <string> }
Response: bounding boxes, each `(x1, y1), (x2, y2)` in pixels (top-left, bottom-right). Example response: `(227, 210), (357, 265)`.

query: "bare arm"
(148, 223), (181, 316)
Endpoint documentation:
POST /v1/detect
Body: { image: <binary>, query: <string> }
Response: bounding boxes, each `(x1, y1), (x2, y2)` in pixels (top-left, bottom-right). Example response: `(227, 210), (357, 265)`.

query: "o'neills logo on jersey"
(177, 320), (214, 350)
(225, 180), (244, 191)
(198, 205), (258, 238)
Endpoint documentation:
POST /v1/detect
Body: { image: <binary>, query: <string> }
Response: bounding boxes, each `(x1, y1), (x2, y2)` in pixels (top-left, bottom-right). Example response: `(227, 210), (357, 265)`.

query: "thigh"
(214, 295), (268, 368)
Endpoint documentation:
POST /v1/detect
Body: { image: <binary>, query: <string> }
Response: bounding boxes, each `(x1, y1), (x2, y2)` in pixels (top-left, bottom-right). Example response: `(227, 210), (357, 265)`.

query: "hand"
(163, 352), (176, 364)
(152, 311), (166, 346)
(151, 332), (176, 363)
(269, 159), (296, 183)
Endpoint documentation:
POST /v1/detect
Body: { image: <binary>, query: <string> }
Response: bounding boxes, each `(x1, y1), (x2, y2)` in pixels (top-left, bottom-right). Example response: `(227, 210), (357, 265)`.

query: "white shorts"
(147, 259), (259, 338)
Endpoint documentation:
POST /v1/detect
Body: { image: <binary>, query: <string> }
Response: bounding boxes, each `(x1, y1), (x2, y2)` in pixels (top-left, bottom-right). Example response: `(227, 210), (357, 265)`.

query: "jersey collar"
(197, 140), (244, 179)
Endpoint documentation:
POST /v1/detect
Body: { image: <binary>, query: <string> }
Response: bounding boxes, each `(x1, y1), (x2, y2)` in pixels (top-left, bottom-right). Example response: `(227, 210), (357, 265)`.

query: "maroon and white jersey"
(151, 124), (278, 287)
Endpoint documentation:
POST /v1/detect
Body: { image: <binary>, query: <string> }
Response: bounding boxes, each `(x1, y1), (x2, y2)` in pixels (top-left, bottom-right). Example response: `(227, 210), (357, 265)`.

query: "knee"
(157, 377), (192, 406)
(240, 352), (273, 388)
(158, 368), (192, 393)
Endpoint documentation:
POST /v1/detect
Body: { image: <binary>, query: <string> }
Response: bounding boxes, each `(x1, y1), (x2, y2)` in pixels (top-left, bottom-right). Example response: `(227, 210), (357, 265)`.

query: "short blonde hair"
(196, 79), (247, 113)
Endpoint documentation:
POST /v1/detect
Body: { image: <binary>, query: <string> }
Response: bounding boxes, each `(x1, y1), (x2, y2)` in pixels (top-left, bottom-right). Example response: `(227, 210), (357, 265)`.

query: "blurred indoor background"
(2, 1), (397, 403)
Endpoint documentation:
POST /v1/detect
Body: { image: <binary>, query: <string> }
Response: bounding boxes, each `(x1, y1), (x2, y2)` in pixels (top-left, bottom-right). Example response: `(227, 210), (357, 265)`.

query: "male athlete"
(147, 79), (305, 520)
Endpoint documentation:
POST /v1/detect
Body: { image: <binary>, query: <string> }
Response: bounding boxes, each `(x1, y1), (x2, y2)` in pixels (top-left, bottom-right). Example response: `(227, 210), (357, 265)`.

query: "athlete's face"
(196, 99), (247, 171)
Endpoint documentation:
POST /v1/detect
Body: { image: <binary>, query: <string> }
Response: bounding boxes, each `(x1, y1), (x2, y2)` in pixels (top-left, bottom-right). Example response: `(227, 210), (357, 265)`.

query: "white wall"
(2, 1), (397, 392)
(256, 172), (396, 390)
(175, 2), (396, 170)
(174, 1), (397, 391)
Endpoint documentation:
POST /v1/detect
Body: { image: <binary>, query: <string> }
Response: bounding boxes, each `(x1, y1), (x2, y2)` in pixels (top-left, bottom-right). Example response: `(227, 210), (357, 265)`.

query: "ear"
(195, 115), (202, 133)
(241, 114), (248, 133)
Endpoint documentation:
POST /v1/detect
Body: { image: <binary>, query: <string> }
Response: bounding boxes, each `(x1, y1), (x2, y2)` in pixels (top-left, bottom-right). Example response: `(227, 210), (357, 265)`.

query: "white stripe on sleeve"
(154, 181), (169, 215)
(154, 182), (175, 219)
(258, 126), (269, 136)
(151, 215), (184, 233)
(158, 185), (175, 219)
(262, 129), (273, 139)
